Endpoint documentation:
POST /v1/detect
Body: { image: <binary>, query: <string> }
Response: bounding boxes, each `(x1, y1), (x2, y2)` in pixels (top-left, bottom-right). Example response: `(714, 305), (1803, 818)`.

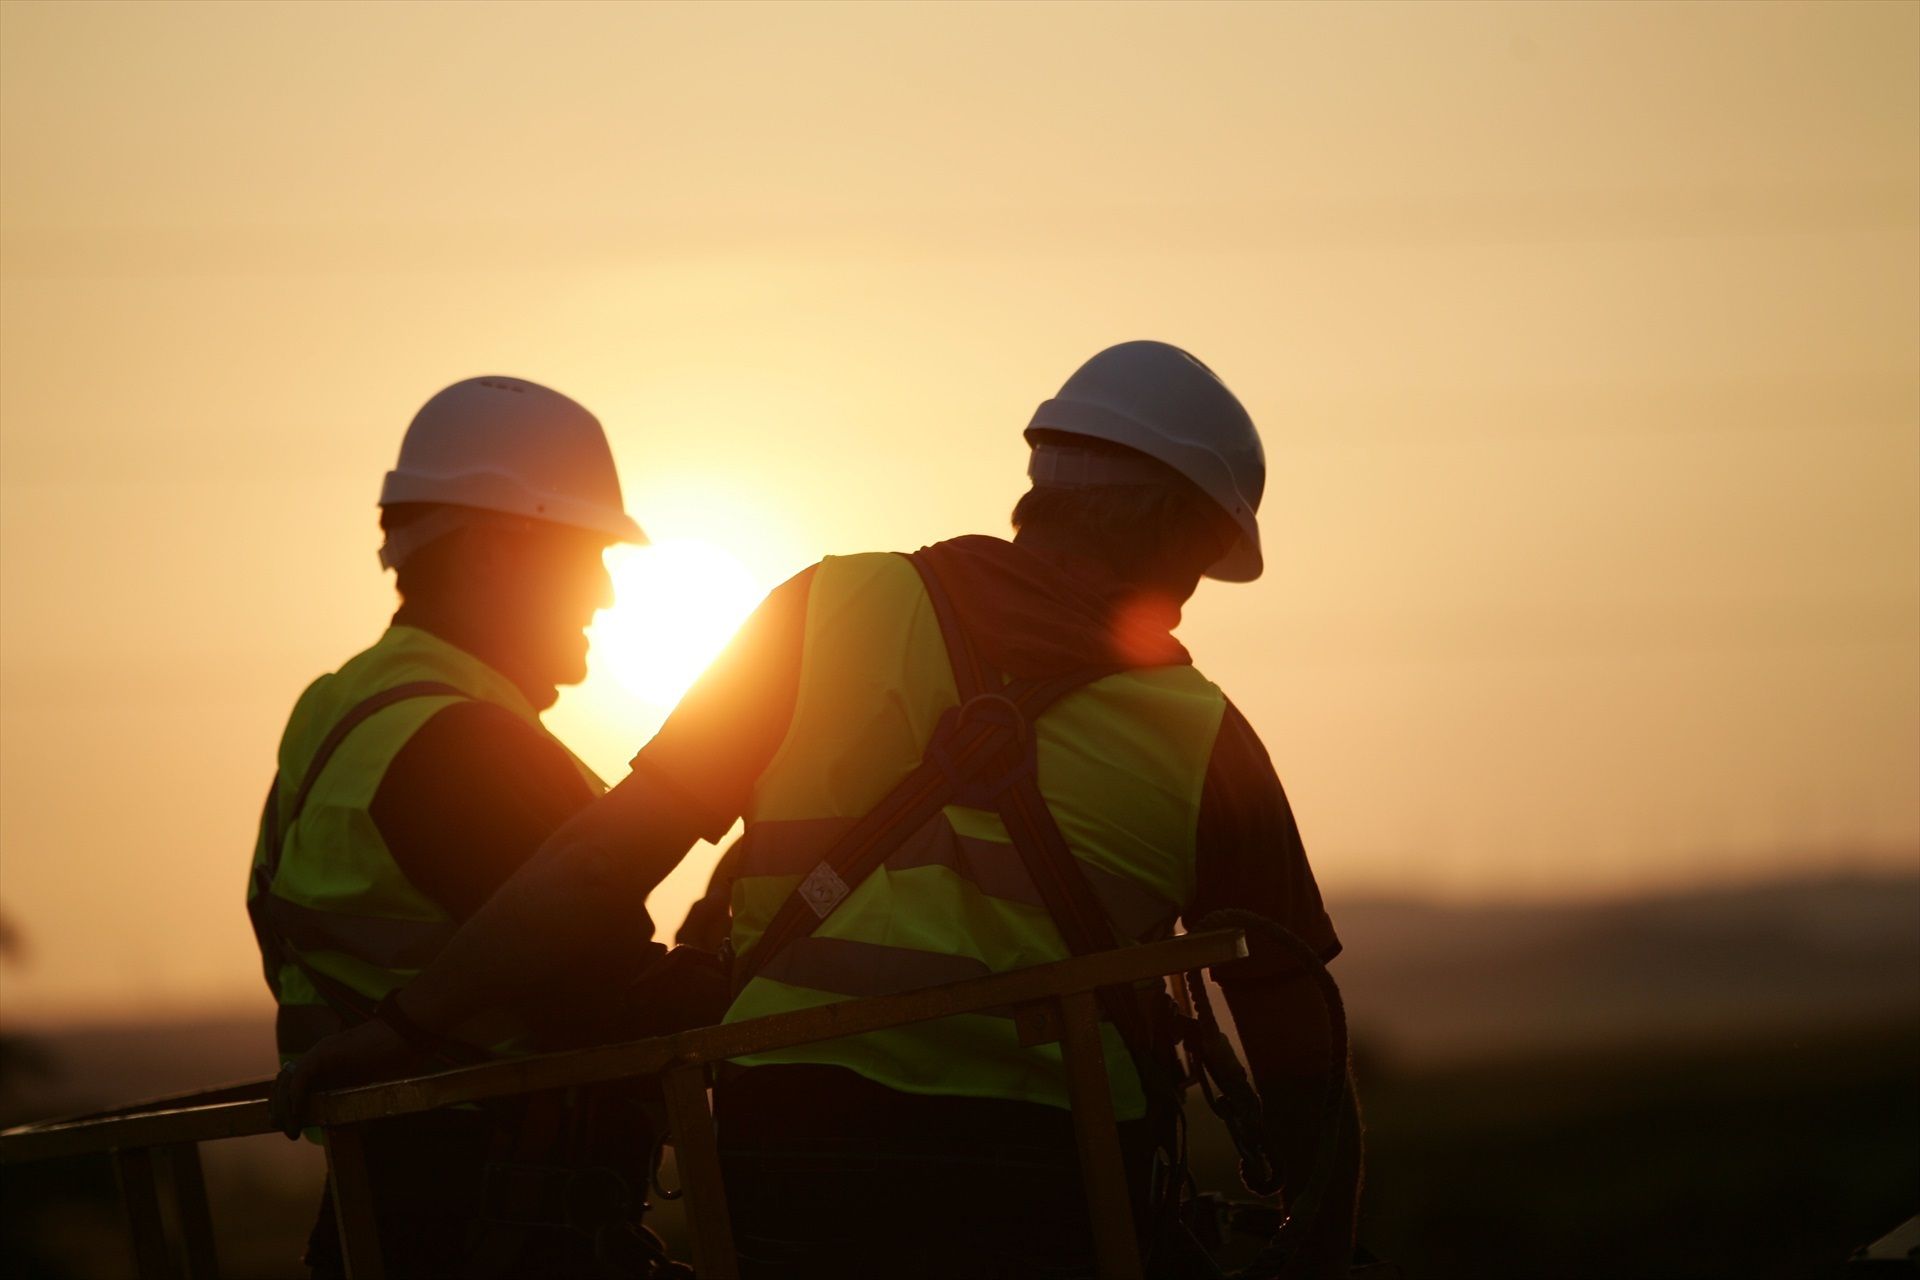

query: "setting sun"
(593, 538), (763, 708)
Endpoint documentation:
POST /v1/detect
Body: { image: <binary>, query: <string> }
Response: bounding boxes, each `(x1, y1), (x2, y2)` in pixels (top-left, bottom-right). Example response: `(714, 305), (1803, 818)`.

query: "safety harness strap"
(249, 680), (465, 1029)
(911, 553), (1166, 1057)
(731, 664), (1110, 990)
(733, 554), (1124, 991)
(912, 547), (996, 702)
(734, 551), (1165, 1068)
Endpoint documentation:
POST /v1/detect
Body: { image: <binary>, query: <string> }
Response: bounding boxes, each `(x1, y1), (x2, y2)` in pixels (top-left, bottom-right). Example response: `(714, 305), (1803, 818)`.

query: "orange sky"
(2, 1), (1916, 1022)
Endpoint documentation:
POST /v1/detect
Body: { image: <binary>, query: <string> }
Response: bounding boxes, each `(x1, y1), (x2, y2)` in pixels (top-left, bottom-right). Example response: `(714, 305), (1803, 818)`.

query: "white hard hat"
(379, 376), (645, 563)
(1026, 341), (1265, 582)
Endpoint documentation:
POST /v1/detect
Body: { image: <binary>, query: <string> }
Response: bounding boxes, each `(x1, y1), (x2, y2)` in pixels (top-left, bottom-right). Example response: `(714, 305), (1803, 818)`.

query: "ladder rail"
(2, 928), (1249, 1280)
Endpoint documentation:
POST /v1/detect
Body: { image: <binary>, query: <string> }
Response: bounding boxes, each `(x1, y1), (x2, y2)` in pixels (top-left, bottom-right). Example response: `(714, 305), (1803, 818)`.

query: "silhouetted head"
(1011, 434), (1237, 604)
(382, 504), (614, 709)
(1013, 341), (1264, 603)
(377, 376), (643, 709)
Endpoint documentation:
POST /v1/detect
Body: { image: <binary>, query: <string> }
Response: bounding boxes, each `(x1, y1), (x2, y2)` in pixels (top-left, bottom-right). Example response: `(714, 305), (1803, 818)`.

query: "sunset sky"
(2, 1), (1915, 1022)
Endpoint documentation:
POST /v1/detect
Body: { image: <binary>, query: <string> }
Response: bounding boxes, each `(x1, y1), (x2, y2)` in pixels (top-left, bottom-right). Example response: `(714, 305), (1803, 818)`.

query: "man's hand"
(269, 1018), (408, 1138)
(1219, 972), (1362, 1280)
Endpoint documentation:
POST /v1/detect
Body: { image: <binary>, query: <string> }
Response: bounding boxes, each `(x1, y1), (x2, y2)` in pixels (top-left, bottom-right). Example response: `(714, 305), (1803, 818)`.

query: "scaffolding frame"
(1, 928), (1246, 1280)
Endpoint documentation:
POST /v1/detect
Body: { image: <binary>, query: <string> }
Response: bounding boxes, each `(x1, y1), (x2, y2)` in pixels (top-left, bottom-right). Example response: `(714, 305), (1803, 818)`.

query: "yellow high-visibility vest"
(247, 625), (602, 1062)
(725, 553), (1227, 1119)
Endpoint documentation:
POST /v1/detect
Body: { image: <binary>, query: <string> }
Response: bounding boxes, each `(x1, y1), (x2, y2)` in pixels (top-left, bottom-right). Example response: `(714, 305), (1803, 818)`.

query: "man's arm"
(271, 570), (814, 1126)
(1221, 973), (1362, 1269)
(270, 770), (705, 1129)
(372, 699), (600, 921)
(1188, 699), (1359, 1273)
(395, 768), (705, 1036)
(404, 564), (813, 1033)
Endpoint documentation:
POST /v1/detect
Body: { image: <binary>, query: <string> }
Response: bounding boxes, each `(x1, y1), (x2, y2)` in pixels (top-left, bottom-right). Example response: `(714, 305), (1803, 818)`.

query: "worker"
(248, 376), (705, 1279)
(276, 343), (1363, 1278)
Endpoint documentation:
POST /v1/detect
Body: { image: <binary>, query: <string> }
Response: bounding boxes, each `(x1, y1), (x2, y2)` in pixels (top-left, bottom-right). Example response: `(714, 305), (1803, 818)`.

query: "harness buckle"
(925, 693), (1036, 807)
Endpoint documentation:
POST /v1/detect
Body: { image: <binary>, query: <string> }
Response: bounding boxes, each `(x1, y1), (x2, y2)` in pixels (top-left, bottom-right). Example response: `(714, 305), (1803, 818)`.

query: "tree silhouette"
(0, 908), (52, 1100)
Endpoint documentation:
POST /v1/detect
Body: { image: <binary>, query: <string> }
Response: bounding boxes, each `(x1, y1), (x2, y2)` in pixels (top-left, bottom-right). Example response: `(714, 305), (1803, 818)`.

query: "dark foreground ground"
(5, 872), (1917, 1278)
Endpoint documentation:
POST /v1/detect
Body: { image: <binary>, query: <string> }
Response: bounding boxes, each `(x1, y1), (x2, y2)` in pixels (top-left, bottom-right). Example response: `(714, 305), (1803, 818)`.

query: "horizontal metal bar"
(312, 929), (1244, 1127)
(1, 929), (1245, 1164)
(0, 1082), (276, 1165)
(5, 1098), (278, 1166)
(30, 1080), (273, 1130)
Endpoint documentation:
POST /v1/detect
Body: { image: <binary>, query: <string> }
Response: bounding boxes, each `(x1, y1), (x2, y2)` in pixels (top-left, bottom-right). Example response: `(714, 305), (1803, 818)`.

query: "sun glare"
(594, 539), (763, 707)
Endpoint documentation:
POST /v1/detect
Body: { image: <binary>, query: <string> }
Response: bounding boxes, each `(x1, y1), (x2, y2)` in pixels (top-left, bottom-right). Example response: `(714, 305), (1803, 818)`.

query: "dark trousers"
(305, 1109), (500, 1280)
(303, 950), (726, 1278)
(715, 1065), (1157, 1280)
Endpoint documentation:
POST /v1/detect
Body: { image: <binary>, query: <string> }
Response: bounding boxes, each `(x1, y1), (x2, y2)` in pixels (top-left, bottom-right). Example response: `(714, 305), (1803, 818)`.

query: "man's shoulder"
(1204, 696), (1276, 774)
(811, 551), (904, 586)
(371, 698), (595, 856)
(395, 698), (578, 783)
(276, 630), (481, 758)
(371, 698), (595, 920)
(1137, 661), (1227, 694)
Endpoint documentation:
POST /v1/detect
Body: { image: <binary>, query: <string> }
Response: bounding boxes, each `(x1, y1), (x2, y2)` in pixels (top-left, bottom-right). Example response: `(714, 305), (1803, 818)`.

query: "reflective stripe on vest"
(724, 552), (1226, 1119)
(733, 814), (1183, 943)
(262, 895), (459, 970)
(247, 625), (604, 1061)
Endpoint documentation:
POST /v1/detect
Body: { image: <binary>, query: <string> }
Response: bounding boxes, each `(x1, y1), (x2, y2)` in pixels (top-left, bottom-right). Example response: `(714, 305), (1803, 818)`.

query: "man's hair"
(1010, 436), (1234, 578)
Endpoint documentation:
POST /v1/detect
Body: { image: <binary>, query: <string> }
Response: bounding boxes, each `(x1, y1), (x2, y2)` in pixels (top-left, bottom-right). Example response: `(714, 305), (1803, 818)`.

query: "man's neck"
(392, 599), (550, 709)
(1012, 525), (1199, 606)
(1012, 523), (1122, 575)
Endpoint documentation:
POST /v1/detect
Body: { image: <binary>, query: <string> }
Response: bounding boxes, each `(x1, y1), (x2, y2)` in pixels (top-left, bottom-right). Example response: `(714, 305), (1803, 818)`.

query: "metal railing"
(1, 928), (1247, 1280)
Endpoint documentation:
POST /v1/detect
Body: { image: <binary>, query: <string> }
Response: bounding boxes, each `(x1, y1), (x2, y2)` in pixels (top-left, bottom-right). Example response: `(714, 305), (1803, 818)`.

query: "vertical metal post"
(662, 1065), (739, 1280)
(325, 1124), (387, 1280)
(1057, 991), (1144, 1280)
(158, 1142), (221, 1278)
(114, 1146), (179, 1280)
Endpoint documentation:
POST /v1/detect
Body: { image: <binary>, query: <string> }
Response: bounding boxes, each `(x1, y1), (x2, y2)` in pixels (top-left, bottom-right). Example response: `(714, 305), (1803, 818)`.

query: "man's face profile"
(473, 521), (616, 706)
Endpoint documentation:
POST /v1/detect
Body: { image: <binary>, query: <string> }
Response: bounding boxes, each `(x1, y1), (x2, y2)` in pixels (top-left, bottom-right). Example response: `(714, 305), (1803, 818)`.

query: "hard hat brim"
(380, 469), (646, 544)
(1205, 527), (1263, 582)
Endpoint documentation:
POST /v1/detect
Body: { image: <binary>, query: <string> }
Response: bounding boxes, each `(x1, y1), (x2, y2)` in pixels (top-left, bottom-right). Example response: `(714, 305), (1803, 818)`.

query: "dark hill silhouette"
(1333, 871), (1920, 1064)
